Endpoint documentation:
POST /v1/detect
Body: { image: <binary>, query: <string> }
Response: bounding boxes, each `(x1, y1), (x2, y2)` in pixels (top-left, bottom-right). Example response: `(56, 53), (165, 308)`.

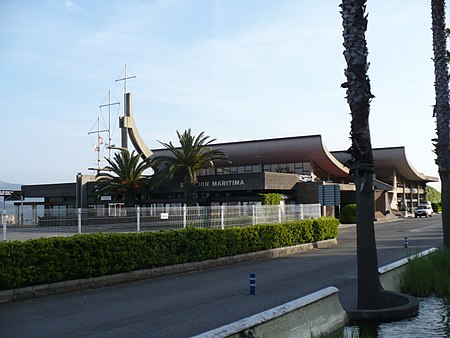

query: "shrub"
(431, 202), (441, 213)
(339, 204), (357, 224)
(0, 218), (338, 290)
(313, 217), (339, 241)
(259, 193), (284, 205)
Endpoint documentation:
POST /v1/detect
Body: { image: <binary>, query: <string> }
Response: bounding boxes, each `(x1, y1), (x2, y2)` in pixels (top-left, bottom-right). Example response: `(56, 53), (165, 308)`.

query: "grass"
(401, 248), (450, 297)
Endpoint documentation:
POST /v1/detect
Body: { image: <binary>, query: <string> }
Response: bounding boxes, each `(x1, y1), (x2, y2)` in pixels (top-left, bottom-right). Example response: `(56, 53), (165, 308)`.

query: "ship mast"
(88, 116), (108, 170)
(115, 63), (136, 95)
(99, 90), (120, 159)
(116, 64), (136, 150)
(88, 90), (120, 172)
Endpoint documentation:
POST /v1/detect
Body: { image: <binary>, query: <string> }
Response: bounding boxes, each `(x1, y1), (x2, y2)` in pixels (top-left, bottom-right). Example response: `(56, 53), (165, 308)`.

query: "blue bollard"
(249, 272), (256, 295)
(404, 236), (408, 248)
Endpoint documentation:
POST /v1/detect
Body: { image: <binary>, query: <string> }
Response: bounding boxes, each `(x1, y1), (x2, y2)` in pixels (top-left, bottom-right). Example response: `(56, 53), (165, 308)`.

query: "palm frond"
(94, 149), (153, 206)
(153, 129), (229, 205)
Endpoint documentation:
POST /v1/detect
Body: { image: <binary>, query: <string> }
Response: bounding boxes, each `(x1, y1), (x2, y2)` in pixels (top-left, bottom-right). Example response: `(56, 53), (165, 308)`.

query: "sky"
(0, 0), (442, 190)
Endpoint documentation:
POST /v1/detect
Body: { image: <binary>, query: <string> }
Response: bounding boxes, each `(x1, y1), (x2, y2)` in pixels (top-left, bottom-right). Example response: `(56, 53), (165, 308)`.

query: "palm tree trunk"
(432, 0), (450, 248)
(341, 0), (383, 309)
(184, 176), (198, 206)
(442, 177), (450, 246)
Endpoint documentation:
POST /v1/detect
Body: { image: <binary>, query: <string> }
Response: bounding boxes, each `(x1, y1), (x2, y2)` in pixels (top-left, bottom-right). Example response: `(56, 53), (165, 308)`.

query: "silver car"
(414, 205), (433, 218)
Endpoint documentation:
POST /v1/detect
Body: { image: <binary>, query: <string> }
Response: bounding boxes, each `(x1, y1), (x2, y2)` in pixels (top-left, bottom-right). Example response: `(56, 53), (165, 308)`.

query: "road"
(0, 215), (443, 338)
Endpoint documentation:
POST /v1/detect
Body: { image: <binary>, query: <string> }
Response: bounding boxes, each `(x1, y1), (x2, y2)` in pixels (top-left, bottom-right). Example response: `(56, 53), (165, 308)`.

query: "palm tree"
(153, 129), (229, 206)
(96, 150), (153, 207)
(340, 0), (383, 309)
(431, 0), (450, 248)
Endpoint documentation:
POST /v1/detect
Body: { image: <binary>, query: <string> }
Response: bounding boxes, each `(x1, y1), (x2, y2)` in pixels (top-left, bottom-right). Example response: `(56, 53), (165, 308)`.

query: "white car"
(414, 205), (433, 218)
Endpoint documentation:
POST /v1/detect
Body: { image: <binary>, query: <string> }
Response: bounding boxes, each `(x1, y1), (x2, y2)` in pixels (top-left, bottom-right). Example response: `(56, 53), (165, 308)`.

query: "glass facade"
(199, 161), (313, 176)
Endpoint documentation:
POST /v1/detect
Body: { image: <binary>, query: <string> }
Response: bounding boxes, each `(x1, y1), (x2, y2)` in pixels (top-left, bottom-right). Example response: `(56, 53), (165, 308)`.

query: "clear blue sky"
(0, 0), (441, 190)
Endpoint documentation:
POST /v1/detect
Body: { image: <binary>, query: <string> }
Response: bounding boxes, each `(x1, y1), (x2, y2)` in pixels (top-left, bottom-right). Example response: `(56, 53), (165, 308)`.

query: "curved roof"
(331, 147), (438, 183)
(152, 135), (350, 178)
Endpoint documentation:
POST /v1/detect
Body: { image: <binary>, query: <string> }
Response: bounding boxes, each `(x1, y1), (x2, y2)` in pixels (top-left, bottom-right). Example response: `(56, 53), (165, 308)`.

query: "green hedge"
(339, 203), (357, 224)
(0, 218), (339, 290)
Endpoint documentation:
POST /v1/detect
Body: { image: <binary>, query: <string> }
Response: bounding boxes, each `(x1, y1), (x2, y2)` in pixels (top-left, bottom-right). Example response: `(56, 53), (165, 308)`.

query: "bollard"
(404, 236), (408, 248)
(249, 272), (256, 295)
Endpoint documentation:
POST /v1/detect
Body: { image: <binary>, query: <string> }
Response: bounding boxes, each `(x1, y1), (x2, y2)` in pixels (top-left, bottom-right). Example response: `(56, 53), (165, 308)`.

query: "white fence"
(1, 204), (321, 241)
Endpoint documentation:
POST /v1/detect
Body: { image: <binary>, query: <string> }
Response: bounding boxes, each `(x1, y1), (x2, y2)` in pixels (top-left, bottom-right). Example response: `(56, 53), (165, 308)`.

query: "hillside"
(0, 180), (21, 190)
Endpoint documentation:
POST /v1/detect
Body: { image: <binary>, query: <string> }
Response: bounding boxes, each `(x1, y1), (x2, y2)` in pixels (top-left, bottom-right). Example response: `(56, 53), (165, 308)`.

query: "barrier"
(191, 286), (347, 338)
(378, 247), (438, 292)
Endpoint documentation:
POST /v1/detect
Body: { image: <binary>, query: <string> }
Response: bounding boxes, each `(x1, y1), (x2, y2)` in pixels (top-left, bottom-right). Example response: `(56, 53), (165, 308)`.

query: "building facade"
(21, 135), (438, 219)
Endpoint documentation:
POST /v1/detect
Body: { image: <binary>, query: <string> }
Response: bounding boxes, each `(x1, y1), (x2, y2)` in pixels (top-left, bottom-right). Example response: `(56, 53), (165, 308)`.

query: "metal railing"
(2, 204), (321, 241)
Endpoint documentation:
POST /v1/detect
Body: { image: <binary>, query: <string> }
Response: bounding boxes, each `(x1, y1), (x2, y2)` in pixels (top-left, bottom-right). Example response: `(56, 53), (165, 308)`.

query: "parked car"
(414, 204), (433, 218)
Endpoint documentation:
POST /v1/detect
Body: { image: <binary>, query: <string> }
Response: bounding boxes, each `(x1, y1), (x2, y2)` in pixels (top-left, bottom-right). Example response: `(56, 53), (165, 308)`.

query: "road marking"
(411, 224), (441, 233)
(338, 224), (356, 229)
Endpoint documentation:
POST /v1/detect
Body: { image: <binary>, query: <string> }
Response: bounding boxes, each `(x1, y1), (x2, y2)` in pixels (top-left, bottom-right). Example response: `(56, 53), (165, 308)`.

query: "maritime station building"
(21, 134), (438, 219)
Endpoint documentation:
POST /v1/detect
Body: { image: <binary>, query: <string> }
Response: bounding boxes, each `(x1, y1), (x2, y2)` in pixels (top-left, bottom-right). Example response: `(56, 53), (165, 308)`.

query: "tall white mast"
(88, 116), (108, 170)
(116, 64), (136, 150)
(115, 63), (136, 94)
(99, 90), (120, 159)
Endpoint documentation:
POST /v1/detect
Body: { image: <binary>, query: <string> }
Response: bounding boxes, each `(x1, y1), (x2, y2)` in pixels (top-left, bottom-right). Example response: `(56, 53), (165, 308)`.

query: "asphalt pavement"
(0, 215), (444, 338)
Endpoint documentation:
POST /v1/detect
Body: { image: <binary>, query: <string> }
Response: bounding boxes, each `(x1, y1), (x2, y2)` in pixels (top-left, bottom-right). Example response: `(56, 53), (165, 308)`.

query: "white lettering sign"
(211, 179), (245, 187)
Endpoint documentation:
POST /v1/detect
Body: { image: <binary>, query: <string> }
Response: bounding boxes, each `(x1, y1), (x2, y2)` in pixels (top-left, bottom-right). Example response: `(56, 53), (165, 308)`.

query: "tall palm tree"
(96, 150), (153, 207)
(153, 129), (229, 206)
(340, 0), (383, 309)
(431, 0), (450, 248)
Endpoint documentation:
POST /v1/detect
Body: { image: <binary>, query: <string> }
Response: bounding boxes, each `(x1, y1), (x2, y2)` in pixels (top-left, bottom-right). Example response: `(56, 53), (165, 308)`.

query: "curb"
(347, 290), (419, 322)
(0, 238), (337, 304)
(192, 286), (347, 338)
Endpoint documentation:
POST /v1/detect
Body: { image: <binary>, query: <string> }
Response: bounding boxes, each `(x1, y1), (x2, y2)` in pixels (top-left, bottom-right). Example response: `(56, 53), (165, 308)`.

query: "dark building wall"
(294, 182), (319, 204)
(340, 190), (356, 206)
(22, 183), (76, 198)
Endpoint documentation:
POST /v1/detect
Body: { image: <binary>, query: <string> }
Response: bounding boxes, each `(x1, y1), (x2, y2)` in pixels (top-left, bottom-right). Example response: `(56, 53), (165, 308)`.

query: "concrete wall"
(378, 247), (438, 292)
(192, 286), (347, 338)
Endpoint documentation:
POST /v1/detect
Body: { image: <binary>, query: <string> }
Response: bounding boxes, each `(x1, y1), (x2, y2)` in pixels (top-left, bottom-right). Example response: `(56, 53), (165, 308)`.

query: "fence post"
(278, 204), (282, 223)
(183, 205), (187, 228)
(221, 205), (225, 230)
(137, 206), (141, 232)
(300, 204), (304, 220)
(2, 209), (6, 241)
(252, 205), (256, 225)
(77, 208), (82, 234)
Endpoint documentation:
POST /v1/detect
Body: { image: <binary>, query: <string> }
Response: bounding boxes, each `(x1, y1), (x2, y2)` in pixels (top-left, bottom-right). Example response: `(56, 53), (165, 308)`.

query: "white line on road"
(410, 224), (441, 233)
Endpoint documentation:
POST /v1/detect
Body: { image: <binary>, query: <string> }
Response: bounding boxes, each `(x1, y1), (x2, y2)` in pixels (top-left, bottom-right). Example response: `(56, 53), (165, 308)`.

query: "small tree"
(426, 185), (441, 204)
